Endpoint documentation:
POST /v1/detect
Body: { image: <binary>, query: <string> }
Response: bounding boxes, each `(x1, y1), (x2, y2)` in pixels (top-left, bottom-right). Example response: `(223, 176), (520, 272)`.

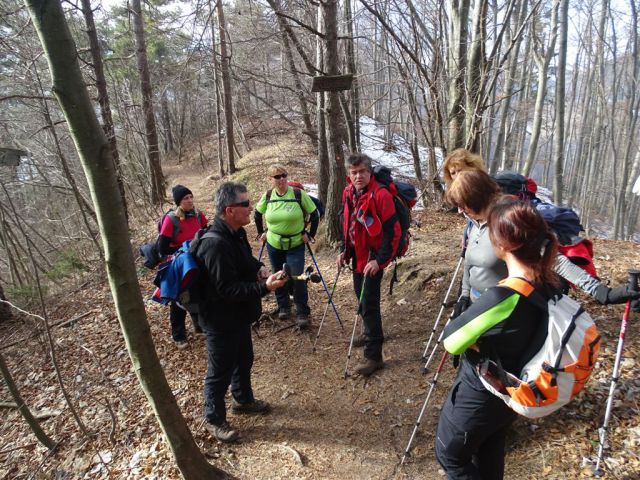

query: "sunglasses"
(272, 173), (288, 180)
(228, 200), (251, 208)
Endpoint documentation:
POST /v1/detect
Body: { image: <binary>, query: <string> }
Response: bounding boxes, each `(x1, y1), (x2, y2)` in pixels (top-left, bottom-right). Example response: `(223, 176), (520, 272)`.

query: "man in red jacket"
(337, 153), (401, 376)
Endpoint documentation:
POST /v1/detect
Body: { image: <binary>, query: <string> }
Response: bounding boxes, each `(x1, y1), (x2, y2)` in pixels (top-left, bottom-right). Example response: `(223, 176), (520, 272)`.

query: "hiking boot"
(204, 421), (239, 443)
(352, 334), (366, 348)
(278, 306), (291, 320)
(195, 331), (206, 339)
(231, 399), (271, 415)
(354, 358), (384, 377)
(296, 313), (310, 329)
(174, 340), (188, 350)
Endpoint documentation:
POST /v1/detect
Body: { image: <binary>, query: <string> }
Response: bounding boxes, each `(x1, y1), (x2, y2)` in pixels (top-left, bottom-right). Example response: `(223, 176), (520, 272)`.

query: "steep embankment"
(1, 128), (639, 479)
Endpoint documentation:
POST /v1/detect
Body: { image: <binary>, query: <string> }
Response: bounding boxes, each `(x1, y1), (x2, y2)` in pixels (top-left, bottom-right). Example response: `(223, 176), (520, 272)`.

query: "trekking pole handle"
(628, 269), (640, 291)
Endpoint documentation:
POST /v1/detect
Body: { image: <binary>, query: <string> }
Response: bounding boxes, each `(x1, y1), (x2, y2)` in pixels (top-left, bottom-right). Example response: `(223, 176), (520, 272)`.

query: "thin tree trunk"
(553, 0), (568, 204)
(522, 2), (558, 177)
(316, 7), (330, 207)
(0, 352), (56, 449)
(217, 0), (236, 174)
(80, 0), (128, 221)
(24, 0), (232, 477)
(266, 0), (317, 148)
(209, 0), (225, 177)
(131, 0), (165, 204)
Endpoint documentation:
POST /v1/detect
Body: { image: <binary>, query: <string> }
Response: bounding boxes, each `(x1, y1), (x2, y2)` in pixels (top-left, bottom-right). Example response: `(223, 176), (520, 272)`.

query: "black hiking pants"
(203, 324), (255, 425)
(353, 269), (384, 362)
(435, 374), (517, 480)
(169, 302), (202, 341)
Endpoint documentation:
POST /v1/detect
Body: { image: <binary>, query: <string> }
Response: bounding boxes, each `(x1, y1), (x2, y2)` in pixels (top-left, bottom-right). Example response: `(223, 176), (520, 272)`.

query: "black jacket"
(192, 217), (268, 331)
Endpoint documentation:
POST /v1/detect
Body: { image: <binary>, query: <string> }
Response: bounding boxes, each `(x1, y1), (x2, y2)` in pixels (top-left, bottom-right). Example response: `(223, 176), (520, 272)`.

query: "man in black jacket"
(192, 182), (286, 443)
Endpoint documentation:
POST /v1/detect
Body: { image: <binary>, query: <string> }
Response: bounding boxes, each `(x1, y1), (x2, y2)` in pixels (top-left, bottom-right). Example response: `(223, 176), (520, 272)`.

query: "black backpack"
(372, 166), (417, 259)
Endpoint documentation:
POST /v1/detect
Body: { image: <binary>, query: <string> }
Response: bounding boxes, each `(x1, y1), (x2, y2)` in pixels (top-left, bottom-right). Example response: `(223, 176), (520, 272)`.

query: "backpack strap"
(498, 277), (549, 311)
(166, 211), (180, 242)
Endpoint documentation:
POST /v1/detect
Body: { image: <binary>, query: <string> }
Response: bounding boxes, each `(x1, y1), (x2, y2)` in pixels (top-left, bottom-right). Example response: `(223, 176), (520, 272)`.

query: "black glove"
(594, 283), (640, 305)
(452, 295), (471, 318)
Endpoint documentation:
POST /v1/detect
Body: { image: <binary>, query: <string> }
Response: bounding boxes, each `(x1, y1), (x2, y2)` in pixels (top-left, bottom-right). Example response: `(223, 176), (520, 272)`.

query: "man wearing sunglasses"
(337, 153), (401, 376)
(191, 182), (287, 443)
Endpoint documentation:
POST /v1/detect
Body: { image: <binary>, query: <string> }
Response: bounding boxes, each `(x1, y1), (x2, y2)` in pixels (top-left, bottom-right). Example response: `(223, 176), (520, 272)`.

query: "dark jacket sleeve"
(254, 211), (265, 235)
(201, 238), (269, 302)
(308, 209), (319, 238)
(157, 235), (176, 256)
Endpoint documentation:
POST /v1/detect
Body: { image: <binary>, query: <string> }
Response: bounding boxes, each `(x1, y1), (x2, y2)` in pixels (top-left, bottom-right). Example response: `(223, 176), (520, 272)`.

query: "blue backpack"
(151, 231), (216, 313)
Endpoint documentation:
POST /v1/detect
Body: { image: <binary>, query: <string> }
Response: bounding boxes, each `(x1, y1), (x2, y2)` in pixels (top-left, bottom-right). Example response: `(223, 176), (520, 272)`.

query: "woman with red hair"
(435, 197), (560, 479)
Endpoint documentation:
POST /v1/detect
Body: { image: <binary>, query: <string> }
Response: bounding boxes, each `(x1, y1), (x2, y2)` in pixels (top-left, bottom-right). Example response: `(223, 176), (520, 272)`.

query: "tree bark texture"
(23, 0), (232, 477)
(217, 0), (236, 174)
(0, 352), (56, 450)
(80, 0), (128, 220)
(321, 0), (347, 246)
(131, 0), (165, 204)
(447, 0), (470, 151)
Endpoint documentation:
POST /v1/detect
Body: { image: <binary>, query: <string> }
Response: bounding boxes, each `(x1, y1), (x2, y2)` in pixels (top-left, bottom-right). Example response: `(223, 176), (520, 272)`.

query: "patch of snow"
(633, 175), (640, 195)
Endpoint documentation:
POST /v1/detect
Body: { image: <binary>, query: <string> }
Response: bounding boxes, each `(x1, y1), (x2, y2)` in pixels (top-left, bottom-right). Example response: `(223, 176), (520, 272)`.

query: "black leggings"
(435, 377), (517, 480)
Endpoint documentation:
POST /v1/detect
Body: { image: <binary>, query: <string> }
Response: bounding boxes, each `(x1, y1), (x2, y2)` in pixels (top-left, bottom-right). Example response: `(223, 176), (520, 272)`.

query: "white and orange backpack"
(477, 277), (601, 419)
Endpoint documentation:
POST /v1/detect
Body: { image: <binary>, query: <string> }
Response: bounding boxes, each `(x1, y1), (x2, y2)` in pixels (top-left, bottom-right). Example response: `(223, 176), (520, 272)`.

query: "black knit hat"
(172, 185), (193, 205)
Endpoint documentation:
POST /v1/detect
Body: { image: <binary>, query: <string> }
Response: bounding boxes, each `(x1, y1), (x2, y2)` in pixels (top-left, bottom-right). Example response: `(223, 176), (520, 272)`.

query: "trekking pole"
(306, 243), (345, 330)
(344, 276), (367, 379)
(421, 253), (464, 361)
(421, 318), (452, 374)
(257, 239), (265, 263)
(312, 266), (343, 352)
(593, 269), (640, 476)
(401, 350), (449, 465)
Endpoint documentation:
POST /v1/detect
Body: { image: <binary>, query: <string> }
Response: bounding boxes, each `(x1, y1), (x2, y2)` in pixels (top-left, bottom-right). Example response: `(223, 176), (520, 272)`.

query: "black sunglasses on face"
(272, 173), (288, 180)
(228, 200), (251, 208)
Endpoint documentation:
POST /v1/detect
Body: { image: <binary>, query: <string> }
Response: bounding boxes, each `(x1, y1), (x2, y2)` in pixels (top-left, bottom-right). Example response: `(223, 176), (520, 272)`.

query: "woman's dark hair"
(488, 196), (560, 287)
(445, 169), (500, 214)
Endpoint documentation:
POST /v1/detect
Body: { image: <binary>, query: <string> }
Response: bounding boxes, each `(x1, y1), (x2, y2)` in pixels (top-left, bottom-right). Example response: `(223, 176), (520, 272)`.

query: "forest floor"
(1, 124), (640, 479)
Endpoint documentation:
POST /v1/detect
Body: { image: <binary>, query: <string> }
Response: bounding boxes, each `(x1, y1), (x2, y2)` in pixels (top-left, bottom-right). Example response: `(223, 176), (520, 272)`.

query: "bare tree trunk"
(322, 0), (347, 246)
(316, 7), (330, 207)
(522, 2), (558, 177)
(24, 0), (232, 477)
(131, 0), (165, 204)
(491, 0), (527, 173)
(344, 0), (360, 150)
(0, 352), (56, 450)
(266, 0), (317, 148)
(0, 283), (11, 322)
(613, 0), (639, 238)
(447, 0), (471, 150)
(80, 0), (128, 220)
(209, 0), (225, 177)
(464, 0), (488, 153)
(553, 0), (568, 204)
(217, 0), (236, 174)
(161, 89), (175, 153)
